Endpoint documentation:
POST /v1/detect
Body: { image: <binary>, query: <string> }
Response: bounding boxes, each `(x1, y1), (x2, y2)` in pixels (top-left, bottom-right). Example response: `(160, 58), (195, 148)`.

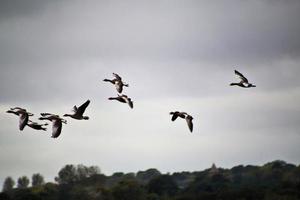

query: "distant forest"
(1, 160), (300, 200)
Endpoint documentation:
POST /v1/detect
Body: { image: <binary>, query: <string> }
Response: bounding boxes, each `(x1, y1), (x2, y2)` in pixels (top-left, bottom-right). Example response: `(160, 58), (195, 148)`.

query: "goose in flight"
(27, 120), (48, 131)
(103, 73), (129, 93)
(108, 94), (133, 109)
(170, 111), (194, 133)
(6, 107), (33, 131)
(39, 113), (67, 138)
(230, 70), (256, 88)
(63, 100), (90, 120)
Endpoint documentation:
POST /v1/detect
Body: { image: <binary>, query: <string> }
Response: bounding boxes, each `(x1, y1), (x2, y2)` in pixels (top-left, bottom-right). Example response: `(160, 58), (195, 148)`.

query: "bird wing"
(171, 112), (179, 121)
(10, 107), (25, 111)
(52, 119), (62, 138)
(6, 110), (19, 116)
(19, 113), (29, 131)
(128, 99), (133, 109)
(77, 100), (90, 116)
(122, 96), (133, 108)
(235, 70), (248, 83)
(40, 113), (56, 117)
(185, 116), (193, 132)
(113, 73), (122, 81)
(72, 106), (78, 113)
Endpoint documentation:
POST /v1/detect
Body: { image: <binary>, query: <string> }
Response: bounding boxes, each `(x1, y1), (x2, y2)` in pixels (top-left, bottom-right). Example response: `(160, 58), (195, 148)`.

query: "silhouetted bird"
(27, 120), (48, 131)
(230, 70), (256, 88)
(39, 113), (67, 138)
(63, 100), (90, 120)
(103, 73), (129, 93)
(108, 94), (133, 109)
(6, 107), (33, 131)
(170, 111), (194, 133)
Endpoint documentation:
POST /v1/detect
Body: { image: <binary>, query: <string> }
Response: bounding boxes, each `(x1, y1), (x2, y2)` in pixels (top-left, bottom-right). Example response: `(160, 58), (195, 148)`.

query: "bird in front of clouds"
(27, 120), (48, 131)
(6, 107), (34, 131)
(39, 113), (67, 138)
(230, 70), (256, 88)
(108, 94), (133, 109)
(170, 111), (194, 133)
(63, 100), (90, 120)
(103, 73), (129, 93)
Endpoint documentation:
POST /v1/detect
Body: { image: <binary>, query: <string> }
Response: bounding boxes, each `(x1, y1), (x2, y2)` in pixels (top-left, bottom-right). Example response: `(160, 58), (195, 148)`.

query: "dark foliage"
(1, 161), (300, 200)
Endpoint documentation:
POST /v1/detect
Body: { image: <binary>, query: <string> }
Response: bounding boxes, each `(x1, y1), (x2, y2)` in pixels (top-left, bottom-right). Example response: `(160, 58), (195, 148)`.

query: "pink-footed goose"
(103, 73), (129, 93)
(6, 107), (33, 131)
(108, 94), (133, 109)
(230, 70), (256, 88)
(39, 113), (67, 138)
(63, 100), (90, 120)
(170, 111), (194, 133)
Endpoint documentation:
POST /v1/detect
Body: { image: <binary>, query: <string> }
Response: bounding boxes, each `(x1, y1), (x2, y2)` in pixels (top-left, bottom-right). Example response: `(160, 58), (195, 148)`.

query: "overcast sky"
(1, 0), (300, 186)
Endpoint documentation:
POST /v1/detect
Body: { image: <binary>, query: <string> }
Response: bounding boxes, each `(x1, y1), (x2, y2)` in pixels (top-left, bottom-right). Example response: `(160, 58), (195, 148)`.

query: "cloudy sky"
(1, 0), (300, 186)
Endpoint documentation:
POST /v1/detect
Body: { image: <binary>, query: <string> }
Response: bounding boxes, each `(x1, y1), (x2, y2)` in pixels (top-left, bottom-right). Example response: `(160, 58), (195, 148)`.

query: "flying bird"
(6, 107), (33, 131)
(108, 94), (133, 109)
(103, 73), (129, 93)
(170, 111), (194, 133)
(230, 70), (256, 88)
(39, 113), (67, 138)
(63, 100), (90, 120)
(27, 120), (48, 131)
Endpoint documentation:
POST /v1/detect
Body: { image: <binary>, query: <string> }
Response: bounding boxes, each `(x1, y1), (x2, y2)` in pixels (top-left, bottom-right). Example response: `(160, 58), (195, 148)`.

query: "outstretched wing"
(113, 73), (122, 81)
(19, 113), (29, 131)
(170, 112), (179, 121)
(234, 70), (248, 83)
(77, 100), (90, 116)
(52, 119), (62, 138)
(185, 116), (193, 133)
(72, 105), (78, 113)
(40, 113), (56, 117)
(128, 99), (133, 109)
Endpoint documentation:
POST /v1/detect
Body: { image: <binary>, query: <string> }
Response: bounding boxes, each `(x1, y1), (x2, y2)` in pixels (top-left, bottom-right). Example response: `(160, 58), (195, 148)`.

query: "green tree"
(32, 173), (45, 187)
(55, 164), (78, 184)
(147, 175), (178, 196)
(77, 164), (89, 180)
(2, 176), (15, 192)
(87, 166), (100, 176)
(17, 176), (30, 189)
(137, 169), (161, 184)
(112, 179), (146, 200)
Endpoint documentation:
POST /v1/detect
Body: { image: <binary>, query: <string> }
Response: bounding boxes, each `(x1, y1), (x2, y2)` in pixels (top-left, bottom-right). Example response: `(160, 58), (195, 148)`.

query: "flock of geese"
(6, 70), (256, 138)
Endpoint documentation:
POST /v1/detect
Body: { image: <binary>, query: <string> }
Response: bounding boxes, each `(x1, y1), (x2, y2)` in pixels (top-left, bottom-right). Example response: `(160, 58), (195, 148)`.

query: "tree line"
(1, 160), (300, 200)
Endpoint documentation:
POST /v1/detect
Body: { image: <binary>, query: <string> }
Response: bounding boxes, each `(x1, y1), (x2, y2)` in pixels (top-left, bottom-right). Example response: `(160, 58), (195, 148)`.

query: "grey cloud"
(0, 0), (300, 67)
(0, 0), (61, 21)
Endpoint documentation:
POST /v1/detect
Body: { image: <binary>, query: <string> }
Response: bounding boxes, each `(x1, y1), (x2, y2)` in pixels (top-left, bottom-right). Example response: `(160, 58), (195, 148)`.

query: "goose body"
(6, 107), (33, 131)
(108, 94), (133, 109)
(230, 70), (256, 88)
(170, 111), (194, 133)
(63, 100), (90, 120)
(39, 113), (67, 138)
(103, 73), (129, 93)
